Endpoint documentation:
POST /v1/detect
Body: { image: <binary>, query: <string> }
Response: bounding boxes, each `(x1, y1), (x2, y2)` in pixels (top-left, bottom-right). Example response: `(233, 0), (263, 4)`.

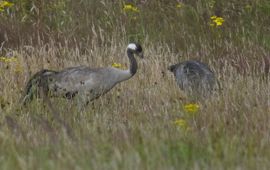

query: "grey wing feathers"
(49, 66), (114, 101)
(54, 66), (99, 82)
(51, 66), (104, 91)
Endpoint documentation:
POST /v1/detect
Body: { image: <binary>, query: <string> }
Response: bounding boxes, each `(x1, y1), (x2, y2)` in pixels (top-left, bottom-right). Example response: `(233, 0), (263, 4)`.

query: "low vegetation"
(0, 0), (270, 169)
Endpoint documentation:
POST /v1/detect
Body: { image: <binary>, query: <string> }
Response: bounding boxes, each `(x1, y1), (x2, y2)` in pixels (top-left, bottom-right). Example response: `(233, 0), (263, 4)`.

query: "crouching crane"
(168, 60), (216, 98)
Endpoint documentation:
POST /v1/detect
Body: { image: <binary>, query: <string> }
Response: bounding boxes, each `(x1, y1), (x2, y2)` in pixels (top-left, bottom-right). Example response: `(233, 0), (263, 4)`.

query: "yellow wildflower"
(210, 15), (225, 27)
(0, 56), (17, 63)
(0, 1), (14, 9)
(2, 1), (13, 7)
(174, 119), (188, 130)
(176, 3), (183, 8)
(215, 17), (224, 26)
(210, 15), (217, 20)
(184, 103), (199, 113)
(123, 4), (139, 13)
(112, 62), (126, 69)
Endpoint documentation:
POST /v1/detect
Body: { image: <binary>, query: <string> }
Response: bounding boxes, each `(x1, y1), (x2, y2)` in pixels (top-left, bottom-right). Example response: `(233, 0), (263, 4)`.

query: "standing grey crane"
(22, 43), (144, 105)
(168, 60), (216, 98)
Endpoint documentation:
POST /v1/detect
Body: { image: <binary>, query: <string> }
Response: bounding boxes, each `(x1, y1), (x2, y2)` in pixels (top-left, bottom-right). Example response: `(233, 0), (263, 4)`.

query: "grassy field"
(0, 0), (270, 169)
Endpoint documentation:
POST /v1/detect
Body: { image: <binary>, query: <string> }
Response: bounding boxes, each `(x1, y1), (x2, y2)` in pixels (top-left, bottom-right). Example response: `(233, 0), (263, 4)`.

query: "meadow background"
(0, 0), (270, 169)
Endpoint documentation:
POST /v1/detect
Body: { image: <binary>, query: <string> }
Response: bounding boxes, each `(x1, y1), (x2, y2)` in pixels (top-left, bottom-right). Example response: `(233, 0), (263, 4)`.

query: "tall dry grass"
(0, 39), (269, 169)
(0, 0), (270, 169)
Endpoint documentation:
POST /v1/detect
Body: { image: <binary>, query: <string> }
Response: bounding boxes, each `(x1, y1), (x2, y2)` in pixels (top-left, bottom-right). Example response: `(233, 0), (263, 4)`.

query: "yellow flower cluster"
(173, 103), (200, 131)
(0, 1), (14, 12)
(184, 103), (200, 113)
(174, 118), (191, 131)
(210, 16), (225, 27)
(174, 119), (187, 128)
(123, 4), (139, 13)
(0, 56), (17, 63)
(0, 56), (23, 73)
(176, 3), (183, 8)
(111, 62), (126, 69)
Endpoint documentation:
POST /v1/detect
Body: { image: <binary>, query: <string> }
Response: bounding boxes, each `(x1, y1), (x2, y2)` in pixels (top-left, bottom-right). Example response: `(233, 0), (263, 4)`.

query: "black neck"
(127, 49), (138, 76)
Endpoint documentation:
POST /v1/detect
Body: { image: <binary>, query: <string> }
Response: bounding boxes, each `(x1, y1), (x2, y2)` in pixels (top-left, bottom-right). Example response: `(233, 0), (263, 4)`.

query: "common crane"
(22, 43), (144, 105)
(168, 60), (216, 98)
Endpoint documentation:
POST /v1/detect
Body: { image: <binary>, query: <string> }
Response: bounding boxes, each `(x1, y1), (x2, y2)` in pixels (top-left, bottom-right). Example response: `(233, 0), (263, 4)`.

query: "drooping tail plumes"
(21, 69), (57, 105)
